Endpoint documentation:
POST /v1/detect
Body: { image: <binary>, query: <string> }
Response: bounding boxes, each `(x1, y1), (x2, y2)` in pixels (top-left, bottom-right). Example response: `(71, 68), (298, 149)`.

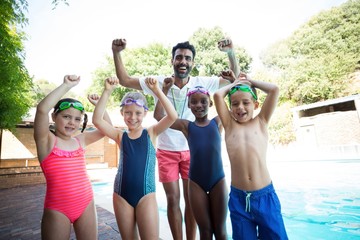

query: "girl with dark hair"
(34, 75), (111, 239)
(155, 81), (228, 239)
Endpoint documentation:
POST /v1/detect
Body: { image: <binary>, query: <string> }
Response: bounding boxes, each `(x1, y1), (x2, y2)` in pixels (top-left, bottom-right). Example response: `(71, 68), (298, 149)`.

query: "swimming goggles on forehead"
(55, 101), (85, 113)
(228, 84), (257, 100)
(186, 86), (210, 97)
(120, 98), (148, 110)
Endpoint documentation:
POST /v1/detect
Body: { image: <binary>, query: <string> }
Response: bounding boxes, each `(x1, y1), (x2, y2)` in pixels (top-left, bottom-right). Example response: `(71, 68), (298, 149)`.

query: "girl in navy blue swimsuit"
(155, 80), (228, 240)
(93, 77), (177, 240)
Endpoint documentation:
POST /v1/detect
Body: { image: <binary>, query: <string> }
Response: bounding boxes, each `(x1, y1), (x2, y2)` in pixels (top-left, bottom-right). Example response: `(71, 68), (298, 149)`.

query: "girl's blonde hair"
(120, 92), (148, 110)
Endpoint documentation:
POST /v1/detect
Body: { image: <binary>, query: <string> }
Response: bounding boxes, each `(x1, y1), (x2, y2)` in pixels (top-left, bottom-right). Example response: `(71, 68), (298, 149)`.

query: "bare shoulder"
(36, 132), (56, 162)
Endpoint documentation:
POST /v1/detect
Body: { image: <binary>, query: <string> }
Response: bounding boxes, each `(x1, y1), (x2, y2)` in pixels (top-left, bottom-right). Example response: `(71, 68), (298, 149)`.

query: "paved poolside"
(0, 184), (123, 240)
(89, 168), (178, 240)
(2, 159), (360, 239)
(0, 168), (170, 240)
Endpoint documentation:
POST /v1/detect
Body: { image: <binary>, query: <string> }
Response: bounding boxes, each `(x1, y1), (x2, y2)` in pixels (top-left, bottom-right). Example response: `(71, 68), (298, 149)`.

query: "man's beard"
(174, 65), (192, 79)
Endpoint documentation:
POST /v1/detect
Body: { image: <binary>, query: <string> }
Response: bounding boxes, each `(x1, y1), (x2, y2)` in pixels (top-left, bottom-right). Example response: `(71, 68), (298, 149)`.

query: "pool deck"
(0, 168), (171, 240)
(0, 183), (124, 240)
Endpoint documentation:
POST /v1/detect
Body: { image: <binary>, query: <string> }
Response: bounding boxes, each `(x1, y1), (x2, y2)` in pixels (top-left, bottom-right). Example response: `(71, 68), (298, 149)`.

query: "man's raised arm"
(112, 38), (142, 90)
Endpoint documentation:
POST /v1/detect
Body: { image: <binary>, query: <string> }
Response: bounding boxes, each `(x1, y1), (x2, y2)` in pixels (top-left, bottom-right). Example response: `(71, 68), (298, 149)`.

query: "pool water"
(92, 159), (360, 239)
(271, 160), (360, 240)
(282, 187), (360, 239)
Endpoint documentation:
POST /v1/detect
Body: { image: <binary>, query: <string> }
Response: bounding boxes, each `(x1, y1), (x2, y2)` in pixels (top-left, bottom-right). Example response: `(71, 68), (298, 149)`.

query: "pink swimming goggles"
(186, 86), (210, 97)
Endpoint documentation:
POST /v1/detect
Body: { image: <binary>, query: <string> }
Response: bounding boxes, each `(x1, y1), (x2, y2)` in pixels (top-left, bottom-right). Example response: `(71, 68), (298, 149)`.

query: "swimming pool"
(270, 159), (360, 240)
(92, 159), (360, 239)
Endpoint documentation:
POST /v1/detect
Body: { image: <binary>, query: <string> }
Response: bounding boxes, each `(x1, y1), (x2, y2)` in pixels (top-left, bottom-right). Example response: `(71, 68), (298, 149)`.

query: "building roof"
(292, 94), (360, 112)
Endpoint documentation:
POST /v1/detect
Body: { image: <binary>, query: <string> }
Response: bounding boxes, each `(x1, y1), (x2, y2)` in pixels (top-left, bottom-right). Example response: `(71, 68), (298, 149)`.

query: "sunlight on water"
(93, 159), (360, 239)
(270, 160), (360, 240)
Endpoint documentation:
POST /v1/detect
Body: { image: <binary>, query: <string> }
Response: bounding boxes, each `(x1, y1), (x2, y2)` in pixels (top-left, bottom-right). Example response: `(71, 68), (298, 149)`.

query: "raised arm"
(218, 38), (240, 86)
(81, 94), (113, 146)
(220, 69), (237, 83)
(112, 38), (142, 90)
(92, 77), (121, 144)
(146, 77), (177, 138)
(213, 80), (240, 129)
(34, 75), (80, 159)
(153, 77), (189, 134)
(248, 78), (279, 124)
(153, 77), (172, 121)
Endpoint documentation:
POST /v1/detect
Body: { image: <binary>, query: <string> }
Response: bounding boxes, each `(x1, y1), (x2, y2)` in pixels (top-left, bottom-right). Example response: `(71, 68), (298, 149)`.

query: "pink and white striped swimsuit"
(40, 137), (93, 223)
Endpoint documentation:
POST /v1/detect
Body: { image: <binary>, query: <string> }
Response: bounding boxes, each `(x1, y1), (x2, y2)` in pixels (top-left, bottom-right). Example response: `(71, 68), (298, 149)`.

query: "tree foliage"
(89, 27), (252, 110)
(190, 26), (251, 75)
(0, 0), (33, 130)
(260, 0), (360, 105)
(30, 79), (58, 106)
(258, 0), (360, 144)
(31, 79), (77, 107)
(89, 43), (172, 110)
(51, 0), (68, 9)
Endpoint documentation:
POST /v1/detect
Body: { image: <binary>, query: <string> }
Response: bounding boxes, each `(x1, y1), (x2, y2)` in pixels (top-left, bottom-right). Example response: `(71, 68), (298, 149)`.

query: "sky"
(23, 0), (348, 90)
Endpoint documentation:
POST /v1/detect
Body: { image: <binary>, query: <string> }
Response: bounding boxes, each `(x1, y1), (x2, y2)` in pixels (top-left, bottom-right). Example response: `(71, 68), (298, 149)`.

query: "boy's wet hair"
(53, 98), (88, 133)
(172, 41), (196, 60)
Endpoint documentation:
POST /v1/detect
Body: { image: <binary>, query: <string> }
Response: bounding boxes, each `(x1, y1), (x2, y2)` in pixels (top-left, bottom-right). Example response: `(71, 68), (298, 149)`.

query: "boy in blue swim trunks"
(214, 72), (288, 240)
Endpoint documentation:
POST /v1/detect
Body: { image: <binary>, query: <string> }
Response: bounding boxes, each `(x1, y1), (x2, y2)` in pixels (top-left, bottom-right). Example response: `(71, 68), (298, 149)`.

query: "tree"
(0, 0), (31, 160)
(30, 79), (57, 105)
(0, 0), (69, 159)
(190, 26), (251, 75)
(89, 43), (172, 111)
(31, 79), (78, 107)
(256, 0), (360, 145)
(0, 0), (33, 131)
(260, 0), (360, 105)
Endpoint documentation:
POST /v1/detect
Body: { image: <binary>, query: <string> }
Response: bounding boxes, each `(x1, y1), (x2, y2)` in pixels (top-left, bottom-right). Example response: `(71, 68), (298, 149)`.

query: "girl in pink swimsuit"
(34, 75), (111, 240)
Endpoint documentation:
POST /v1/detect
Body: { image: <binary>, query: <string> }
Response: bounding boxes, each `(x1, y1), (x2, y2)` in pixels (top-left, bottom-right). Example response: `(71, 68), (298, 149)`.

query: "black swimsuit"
(188, 118), (225, 192)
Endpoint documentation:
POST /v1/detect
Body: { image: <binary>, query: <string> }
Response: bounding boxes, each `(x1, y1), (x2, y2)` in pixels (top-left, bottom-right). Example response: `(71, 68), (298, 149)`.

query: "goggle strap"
(57, 101), (84, 112)
(228, 85), (257, 100)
